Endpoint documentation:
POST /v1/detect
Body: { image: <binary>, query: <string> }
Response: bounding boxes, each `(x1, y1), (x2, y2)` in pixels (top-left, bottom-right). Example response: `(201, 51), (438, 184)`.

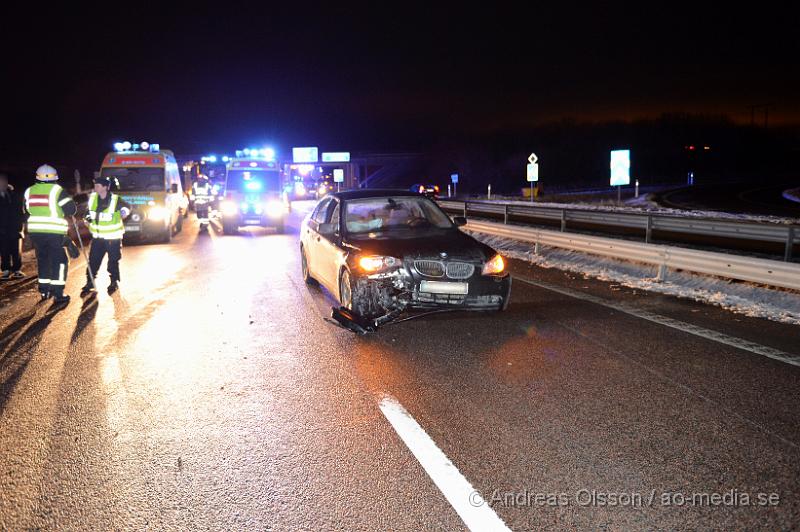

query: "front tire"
(339, 268), (353, 309)
(160, 223), (172, 243)
(301, 246), (318, 286)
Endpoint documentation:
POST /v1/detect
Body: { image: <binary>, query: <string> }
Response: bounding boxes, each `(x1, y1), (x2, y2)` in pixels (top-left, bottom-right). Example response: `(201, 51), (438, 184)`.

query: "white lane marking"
(560, 321), (800, 451)
(515, 276), (800, 367)
(379, 397), (511, 532)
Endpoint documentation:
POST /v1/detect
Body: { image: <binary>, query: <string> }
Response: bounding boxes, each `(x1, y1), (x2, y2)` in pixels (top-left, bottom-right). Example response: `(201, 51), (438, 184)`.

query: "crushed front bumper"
(351, 258), (511, 317)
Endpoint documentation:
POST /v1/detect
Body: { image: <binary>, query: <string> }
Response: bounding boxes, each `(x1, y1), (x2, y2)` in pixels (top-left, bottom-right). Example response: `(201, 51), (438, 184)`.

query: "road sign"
(610, 149), (631, 186)
(526, 163), (539, 182)
(322, 152), (350, 162)
(292, 147), (319, 163)
(528, 153), (538, 165)
(450, 173), (459, 184)
(333, 169), (344, 183)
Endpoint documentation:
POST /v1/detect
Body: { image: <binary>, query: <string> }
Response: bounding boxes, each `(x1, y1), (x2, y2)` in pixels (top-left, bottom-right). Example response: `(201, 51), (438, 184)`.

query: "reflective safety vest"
(24, 182), (70, 235)
(88, 192), (125, 239)
(193, 182), (212, 203)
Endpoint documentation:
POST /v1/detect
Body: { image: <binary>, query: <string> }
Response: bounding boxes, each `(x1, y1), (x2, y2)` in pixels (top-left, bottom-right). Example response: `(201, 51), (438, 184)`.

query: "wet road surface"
(1, 205), (798, 530)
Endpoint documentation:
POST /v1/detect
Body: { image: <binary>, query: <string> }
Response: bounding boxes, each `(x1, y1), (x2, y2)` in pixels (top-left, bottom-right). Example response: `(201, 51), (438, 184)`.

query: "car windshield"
(226, 169), (281, 192)
(102, 167), (165, 192)
(345, 196), (453, 234)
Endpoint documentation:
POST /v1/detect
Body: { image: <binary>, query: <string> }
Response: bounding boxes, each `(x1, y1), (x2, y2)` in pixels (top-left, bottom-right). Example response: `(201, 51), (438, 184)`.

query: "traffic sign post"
(526, 153), (539, 202)
(610, 149), (631, 204)
(450, 173), (459, 197)
(333, 168), (344, 192)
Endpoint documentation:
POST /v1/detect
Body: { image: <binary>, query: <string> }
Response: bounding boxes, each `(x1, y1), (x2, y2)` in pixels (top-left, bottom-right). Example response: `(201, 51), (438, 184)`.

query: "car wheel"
(301, 246), (318, 286)
(499, 276), (512, 311)
(161, 225), (172, 243)
(339, 268), (353, 309)
(176, 212), (183, 232)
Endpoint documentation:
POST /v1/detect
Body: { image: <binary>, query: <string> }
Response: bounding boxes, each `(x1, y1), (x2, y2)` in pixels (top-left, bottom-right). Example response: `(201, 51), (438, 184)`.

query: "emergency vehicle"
(100, 142), (188, 242)
(220, 155), (289, 234)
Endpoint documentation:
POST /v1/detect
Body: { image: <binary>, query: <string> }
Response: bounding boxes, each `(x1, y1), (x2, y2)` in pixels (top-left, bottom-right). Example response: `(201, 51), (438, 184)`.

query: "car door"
(304, 197), (334, 282)
(315, 199), (342, 291)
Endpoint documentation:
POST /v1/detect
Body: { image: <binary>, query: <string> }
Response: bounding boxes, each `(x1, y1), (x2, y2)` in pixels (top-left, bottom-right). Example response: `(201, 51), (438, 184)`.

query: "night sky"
(2, 3), (798, 169)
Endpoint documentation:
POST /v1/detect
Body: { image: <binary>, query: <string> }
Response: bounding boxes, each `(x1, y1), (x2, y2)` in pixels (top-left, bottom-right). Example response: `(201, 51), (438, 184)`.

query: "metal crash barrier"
(440, 200), (799, 262)
(465, 219), (800, 291)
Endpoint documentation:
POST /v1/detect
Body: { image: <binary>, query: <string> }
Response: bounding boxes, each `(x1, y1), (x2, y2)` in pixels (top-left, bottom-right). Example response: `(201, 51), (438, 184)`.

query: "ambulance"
(100, 142), (188, 242)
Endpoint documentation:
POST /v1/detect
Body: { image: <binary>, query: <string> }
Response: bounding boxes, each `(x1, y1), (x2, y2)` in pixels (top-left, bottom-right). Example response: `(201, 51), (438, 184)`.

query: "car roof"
(331, 189), (423, 201)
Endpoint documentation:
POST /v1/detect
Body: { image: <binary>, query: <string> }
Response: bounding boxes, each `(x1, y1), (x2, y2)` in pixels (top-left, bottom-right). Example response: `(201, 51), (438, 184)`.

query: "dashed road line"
(515, 276), (800, 367)
(379, 396), (511, 532)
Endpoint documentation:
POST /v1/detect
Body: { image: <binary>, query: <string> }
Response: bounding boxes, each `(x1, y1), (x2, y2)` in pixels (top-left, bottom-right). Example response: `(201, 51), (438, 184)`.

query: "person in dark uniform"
(191, 174), (213, 231)
(0, 172), (26, 279)
(23, 164), (77, 306)
(81, 176), (131, 295)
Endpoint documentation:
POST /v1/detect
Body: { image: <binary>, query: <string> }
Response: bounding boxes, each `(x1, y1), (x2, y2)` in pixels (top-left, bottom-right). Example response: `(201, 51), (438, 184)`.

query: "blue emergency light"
(114, 141), (160, 153)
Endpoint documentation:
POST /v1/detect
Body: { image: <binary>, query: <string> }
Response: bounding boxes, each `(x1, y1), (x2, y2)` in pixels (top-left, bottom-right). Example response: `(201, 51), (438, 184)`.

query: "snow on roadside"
(451, 196), (799, 225)
(466, 230), (800, 326)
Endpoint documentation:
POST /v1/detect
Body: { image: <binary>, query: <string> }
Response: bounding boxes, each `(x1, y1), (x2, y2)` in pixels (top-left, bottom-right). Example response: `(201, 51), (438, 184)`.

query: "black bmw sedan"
(300, 190), (511, 323)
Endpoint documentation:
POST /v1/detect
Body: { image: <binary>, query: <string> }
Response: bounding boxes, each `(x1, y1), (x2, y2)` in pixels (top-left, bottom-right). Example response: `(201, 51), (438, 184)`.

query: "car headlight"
(148, 206), (168, 221)
(358, 255), (399, 273)
(266, 200), (284, 218)
(221, 201), (238, 216)
(482, 254), (505, 275)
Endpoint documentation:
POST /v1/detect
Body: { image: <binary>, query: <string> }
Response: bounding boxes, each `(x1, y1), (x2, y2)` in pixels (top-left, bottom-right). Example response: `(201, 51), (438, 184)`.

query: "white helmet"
(36, 164), (59, 182)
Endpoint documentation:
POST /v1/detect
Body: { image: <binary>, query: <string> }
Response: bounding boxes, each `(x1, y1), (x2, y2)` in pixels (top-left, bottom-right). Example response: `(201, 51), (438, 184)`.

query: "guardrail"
(439, 200), (799, 261)
(465, 219), (800, 291)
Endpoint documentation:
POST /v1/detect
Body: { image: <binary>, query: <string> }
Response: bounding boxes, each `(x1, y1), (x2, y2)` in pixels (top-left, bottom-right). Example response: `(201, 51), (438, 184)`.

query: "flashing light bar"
(114, 141), (160, 153)
(233, 147), (277, 160)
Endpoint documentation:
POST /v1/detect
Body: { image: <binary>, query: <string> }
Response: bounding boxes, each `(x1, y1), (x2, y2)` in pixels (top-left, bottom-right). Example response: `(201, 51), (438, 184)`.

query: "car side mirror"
(453, 216), (467, 227)
(170, 183), (179, 194)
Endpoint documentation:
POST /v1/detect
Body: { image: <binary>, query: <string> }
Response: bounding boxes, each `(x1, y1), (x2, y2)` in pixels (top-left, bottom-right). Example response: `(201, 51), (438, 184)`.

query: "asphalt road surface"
(1, 204), (799, 531)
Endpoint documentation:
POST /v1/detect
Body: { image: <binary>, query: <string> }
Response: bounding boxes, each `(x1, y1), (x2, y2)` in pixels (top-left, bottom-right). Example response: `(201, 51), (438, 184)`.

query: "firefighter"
(23, 164), (77, 306)
(191, 174), (213, 230)
(81, 176), (131, 295)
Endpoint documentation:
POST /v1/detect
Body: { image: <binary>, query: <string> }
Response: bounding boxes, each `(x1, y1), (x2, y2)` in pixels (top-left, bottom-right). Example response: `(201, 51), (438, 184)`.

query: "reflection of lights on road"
(102, 356), (122, 386)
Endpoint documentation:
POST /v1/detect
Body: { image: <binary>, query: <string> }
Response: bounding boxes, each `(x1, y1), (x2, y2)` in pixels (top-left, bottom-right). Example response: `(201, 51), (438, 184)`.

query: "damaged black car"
(300, 190), (511, 332)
